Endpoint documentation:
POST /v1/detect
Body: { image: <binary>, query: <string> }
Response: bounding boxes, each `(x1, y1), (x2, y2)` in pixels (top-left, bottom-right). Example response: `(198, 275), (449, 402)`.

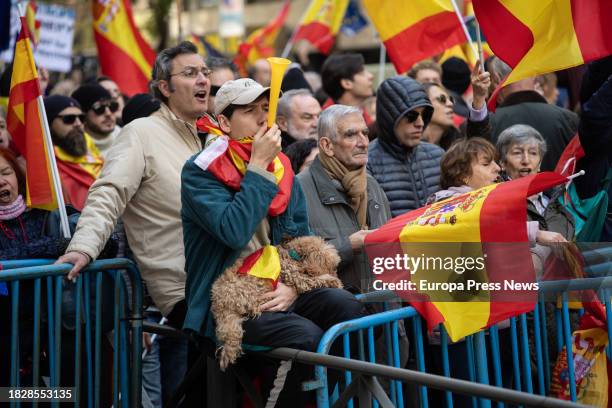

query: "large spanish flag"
(92, 0), (156, 96)
(6, 17), (57, 210)
(473, 0), (612, 85)
(366, 172), (567, 341)
(293, 0), (349, 54)
(363, 0), (466, 74)
(234, 1), (290, 75)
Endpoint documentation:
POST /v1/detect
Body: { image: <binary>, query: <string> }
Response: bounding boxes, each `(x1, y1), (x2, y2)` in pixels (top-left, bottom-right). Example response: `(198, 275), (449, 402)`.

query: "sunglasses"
(434, 94), (455, 105)
(57, 114), (86, 125)
(91, 101), (120, 115)
(404, 110), (426, 123)
(210, 85), (221, 96)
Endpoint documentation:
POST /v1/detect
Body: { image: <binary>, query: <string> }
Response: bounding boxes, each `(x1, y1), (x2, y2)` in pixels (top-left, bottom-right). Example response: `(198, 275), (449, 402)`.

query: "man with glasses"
(43, 95), (103, 211)
(71, 84), (120, 157)
(367, 76), (444, 216)
(57, 42), (210, 403)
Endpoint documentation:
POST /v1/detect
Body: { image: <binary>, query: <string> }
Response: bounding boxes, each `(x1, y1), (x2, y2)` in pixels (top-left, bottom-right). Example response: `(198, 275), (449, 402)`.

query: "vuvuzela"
(266, 57), (291, 127)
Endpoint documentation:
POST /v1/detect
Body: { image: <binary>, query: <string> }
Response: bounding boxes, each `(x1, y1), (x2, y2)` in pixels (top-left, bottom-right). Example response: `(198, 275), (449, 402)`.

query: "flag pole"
(176, 0), (183, 42)
(377, 42), (386, 87)
(281, 0), (308, 58)
(450, 0), (479, 63)
(17, 2), (71, 238)
(475, 18), (485, 70)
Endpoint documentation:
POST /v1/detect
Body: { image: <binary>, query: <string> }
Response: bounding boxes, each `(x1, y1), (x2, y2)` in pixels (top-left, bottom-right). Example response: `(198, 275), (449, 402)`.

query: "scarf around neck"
(319, 153), (368, 229)
(0, 194), (26, 220)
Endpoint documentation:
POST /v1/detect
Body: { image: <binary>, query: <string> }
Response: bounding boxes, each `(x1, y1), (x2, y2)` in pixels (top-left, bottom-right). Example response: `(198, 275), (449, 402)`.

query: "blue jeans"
(142, 315), (162, 408)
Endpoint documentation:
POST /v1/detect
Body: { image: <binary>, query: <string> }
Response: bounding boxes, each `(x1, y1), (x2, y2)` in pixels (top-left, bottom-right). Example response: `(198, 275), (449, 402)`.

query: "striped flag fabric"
(293, 0), (349, 54)
(362, 0), (466, 74)
(6, 16), (57, 210)
(366, 172), (567, 341)
(189, 34), (226, 59)
(238, 245), (282, 289)
(473, 0), (612, 85)
(233, 1), (290, 75)
(92, 0), (156, 96)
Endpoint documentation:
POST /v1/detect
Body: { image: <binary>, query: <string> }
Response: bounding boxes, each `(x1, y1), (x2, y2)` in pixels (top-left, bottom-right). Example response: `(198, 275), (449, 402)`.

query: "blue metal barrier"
(0, 258), (142, 407)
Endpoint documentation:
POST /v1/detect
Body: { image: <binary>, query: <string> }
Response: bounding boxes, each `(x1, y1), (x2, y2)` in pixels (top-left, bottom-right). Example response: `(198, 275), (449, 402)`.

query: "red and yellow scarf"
(238, 245), (281, 288)
(197, 136), (294, 216)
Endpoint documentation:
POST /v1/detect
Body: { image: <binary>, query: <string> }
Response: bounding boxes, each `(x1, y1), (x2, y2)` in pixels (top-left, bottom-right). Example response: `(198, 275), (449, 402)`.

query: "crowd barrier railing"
(0, 258), (142, 408)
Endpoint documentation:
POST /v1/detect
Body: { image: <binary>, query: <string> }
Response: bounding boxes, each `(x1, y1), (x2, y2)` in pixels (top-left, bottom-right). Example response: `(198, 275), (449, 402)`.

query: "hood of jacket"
(375, 76), (433, 152)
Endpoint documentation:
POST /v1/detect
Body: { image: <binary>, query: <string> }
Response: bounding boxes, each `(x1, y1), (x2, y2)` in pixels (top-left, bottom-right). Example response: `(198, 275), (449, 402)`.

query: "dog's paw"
(217, 345), (242, 371)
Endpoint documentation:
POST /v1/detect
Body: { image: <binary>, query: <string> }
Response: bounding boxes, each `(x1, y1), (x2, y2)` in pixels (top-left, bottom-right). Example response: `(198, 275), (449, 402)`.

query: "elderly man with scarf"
(298, 105), (391, 292)
(180, 78), (364, 406)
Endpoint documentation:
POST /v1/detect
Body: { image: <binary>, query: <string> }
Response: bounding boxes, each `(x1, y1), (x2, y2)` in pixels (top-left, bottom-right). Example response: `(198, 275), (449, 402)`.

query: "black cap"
(122, 93), (161, 125)
(441, 57), (471, 95)
(43, 95), (81, 126)
(71, 84), (112, 112)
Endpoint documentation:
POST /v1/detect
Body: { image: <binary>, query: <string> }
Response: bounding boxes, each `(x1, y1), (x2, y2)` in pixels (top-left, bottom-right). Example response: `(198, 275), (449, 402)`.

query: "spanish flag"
(366, 172), (567, 341)
(363, 0), (466, 74)
(293, 0), (349, 54)
(193, 136), (294, 217)
(234, 1), (290, 75)
(6, 17), (57, 211)
(92, 0), (156, 96)
(238, 245), (282, 289)
(473, 0), (612, 85)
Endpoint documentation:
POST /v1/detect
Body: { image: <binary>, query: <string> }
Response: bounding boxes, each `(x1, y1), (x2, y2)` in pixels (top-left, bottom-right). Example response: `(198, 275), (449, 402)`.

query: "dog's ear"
(286, 236), (340, 276)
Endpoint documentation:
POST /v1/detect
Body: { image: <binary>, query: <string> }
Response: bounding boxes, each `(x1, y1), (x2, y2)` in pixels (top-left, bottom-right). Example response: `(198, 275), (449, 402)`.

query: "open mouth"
(194, 91), (208, 103)
(518, 168), (533, 177)
(0, 190), (11, 201)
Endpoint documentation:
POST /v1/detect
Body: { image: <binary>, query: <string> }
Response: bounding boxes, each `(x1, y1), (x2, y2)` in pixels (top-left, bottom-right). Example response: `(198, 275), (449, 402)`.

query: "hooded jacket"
(367, 76), (444, 217)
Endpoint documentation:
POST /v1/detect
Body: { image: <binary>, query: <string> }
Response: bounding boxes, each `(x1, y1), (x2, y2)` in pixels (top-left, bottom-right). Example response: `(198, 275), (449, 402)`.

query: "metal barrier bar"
(465, 335), (478, 408)
(391, 320), (404, 408)
(519, 314), (533, 394)
(509, 318), (522, 393)
(474, 331), (491, 408)
(0, 258), (143, 408)
(488, 326), (503, 408)
(532, 303), (545, 395)
(264, 348), (589, 408)
(538, 299), (551, 393)
(440, 326), (454, 408)
(561, 293), (577, 401)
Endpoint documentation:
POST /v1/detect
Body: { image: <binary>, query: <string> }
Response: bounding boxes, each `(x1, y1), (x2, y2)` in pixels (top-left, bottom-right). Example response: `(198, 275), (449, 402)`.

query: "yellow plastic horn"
(266, 57), (291, 127)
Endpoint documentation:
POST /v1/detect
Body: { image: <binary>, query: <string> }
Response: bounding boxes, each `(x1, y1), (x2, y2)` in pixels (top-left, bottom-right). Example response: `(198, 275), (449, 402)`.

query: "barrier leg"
(488, 326), (503, 408)
(474, 331), (490, 408)
(342, 332), (353, 408)
(561, 293), (577, 401)
(33, 279), (41, 394)
(466, 336), (477, 408)
(532, 305), (545, 395)
(392, 321), (404, 408)
(10, 281), (19, 391)
(95, 273), (102, 408)
(538, 300), (551, 393)
(411, 317), (428, 408)
(518, 314), (533, 394)
(440, 326), (453, 408)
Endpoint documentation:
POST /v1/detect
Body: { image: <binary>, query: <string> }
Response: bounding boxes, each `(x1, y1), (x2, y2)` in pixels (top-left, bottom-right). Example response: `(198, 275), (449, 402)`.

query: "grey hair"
(149, 41), (199, 103)
(490, 56), (512, 80)
(277, 89), (313, 119)
(317, 104), (361, 141)
(496, 124), (547, 161)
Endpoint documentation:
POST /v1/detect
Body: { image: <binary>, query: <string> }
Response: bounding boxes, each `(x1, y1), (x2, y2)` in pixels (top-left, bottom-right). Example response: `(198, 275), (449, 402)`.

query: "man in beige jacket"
(57, 39), (209, 353)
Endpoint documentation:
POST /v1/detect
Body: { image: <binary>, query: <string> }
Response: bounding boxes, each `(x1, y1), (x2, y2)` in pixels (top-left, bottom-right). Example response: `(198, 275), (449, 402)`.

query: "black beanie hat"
(122, 93), (161, 125)
(43, 95), (81, 126)
(441, 57), (471, 95)
(71, 84), (112, 112)
(281, 66), (312, 93)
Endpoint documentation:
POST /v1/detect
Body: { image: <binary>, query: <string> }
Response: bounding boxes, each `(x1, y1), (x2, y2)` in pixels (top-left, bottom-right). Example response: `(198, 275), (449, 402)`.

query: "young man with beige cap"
(180, 78), (365, 406)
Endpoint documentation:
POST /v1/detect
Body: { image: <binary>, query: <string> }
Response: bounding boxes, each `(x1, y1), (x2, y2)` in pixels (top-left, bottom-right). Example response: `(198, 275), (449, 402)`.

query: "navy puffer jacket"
(368, 76), (444, 217)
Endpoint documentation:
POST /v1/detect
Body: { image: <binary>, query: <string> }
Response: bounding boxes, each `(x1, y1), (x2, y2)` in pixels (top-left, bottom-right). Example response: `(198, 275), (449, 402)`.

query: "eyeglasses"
(57, 114), (86, 125)
(170, 66), (212, 79)
(434, 94), (455, 105)
(404, 110), (426, 123)
(91, 101), (120, 115)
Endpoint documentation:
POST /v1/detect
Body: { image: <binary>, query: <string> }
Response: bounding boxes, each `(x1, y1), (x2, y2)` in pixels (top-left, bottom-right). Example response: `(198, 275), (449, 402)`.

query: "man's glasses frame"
(91, 100), (120, 116)
(169, 66), (212, 79)
(56, 114), (86, 125)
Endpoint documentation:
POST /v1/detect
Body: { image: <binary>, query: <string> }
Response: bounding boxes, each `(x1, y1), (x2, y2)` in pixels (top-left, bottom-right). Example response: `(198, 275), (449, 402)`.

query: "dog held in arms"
(211, 236), (343, 369)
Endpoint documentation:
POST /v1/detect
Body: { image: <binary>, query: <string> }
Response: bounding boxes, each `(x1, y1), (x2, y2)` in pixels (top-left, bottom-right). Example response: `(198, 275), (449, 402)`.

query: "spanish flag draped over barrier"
(92, 0), (156, 96)
(293, 0), (349, 54)
(238, 245), (282, 289)
(472, 0), (612, 86)
(366, 172), (567, 341)
(363, 0), (466, 74)
(6, 17), (57, 210)
(193, 136), (294, 217)
(234, 1), (290, 75)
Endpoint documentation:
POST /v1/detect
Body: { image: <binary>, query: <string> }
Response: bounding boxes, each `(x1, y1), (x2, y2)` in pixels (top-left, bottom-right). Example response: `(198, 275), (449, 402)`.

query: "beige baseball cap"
(214, 78), (271, 115)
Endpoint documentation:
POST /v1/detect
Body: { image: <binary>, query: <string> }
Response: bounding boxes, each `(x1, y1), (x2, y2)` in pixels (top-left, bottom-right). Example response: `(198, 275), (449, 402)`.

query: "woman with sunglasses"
(421, 82), (462, 150)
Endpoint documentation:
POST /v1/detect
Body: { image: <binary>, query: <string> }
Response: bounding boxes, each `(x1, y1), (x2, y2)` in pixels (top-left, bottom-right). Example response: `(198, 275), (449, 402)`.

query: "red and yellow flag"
(25, 1), (41, 46)
(293, 0), (349, 54)
(473, 0), (612, 85)
(193, 136), (294, 217)
(6, 17), (57, 211)
(234, 1), (290, 75)
(366, 172), (567, 341)
(363, 0), (466, 74)
(92, 0), (156, 96)
(238, 245), (282, 289)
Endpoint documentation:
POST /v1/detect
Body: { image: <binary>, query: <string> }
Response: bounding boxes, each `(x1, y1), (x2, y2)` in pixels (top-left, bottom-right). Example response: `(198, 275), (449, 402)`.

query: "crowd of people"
(0, 40), (610, 407)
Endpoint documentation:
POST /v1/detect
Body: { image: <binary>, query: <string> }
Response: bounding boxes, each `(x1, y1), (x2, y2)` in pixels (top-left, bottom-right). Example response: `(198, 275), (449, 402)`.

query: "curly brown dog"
(211, 235), (343, 369)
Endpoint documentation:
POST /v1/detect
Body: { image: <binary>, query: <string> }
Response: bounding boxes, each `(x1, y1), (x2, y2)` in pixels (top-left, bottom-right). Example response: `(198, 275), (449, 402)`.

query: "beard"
(52, 128), (87, 157)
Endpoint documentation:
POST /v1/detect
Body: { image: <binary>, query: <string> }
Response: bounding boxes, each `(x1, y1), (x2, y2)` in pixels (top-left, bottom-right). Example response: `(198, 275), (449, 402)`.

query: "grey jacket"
(369, 76), (444, 217)
(298, 157), (391, 291)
